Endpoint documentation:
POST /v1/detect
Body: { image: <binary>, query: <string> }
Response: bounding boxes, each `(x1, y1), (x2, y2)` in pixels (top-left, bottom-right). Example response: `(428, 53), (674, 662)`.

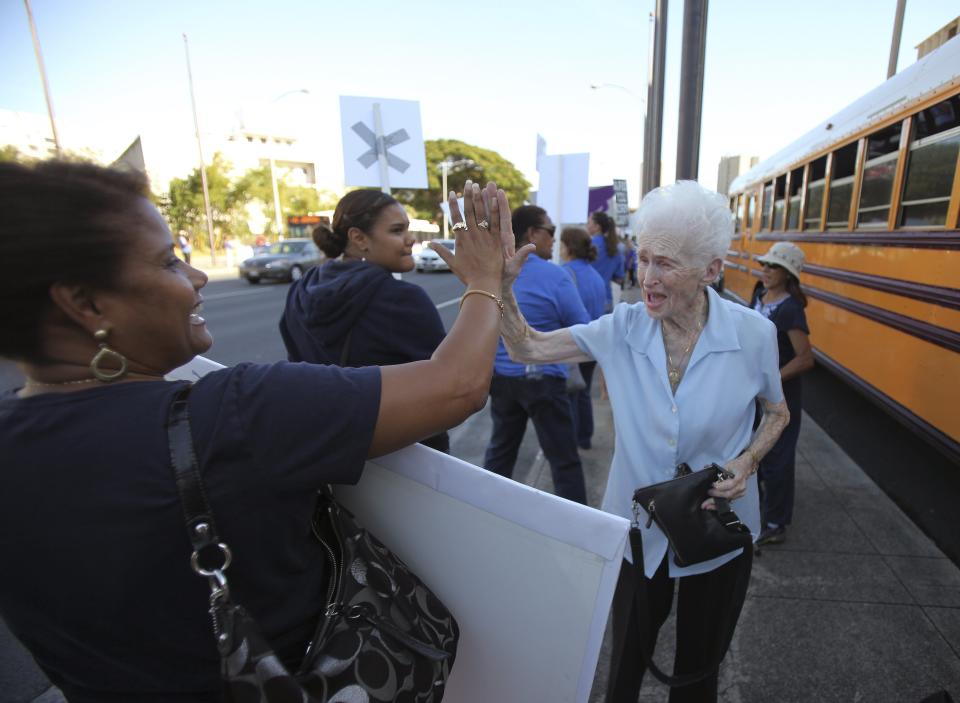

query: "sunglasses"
(534, 224), (556, 236)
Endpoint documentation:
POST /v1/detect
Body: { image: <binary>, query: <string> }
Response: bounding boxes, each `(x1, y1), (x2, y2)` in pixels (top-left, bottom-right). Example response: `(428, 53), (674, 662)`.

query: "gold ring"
(451, 221), (468, 232)
(476, 220), (490, 230)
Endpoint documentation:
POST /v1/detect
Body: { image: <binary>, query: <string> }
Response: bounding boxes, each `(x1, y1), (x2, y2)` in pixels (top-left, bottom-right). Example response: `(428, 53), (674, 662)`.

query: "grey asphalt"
(4, 287), (959, 702)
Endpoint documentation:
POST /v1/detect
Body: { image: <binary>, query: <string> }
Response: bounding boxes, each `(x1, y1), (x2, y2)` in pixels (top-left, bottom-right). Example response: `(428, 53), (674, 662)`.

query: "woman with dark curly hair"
(0, 162), (509, 702)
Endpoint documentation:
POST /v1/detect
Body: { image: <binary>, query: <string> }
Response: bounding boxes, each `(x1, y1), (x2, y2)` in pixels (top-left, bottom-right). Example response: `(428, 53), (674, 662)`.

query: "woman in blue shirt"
(0, 163), (509, 702)
(560, 226), (607, 449)
(750, 242), (814, 546)
(498, 181), (789, 702)
(587, 210), (625, 311)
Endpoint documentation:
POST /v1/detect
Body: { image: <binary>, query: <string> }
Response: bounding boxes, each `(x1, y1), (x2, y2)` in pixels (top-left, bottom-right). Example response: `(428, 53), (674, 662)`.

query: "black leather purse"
(609, 463), (755, 688)
(633, 463), (753, 567)
(166, 385), (459, 702)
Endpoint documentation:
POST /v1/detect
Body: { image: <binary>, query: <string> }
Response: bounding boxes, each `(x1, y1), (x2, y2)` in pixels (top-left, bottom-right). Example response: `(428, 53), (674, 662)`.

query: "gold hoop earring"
(90, 329), (128, 382)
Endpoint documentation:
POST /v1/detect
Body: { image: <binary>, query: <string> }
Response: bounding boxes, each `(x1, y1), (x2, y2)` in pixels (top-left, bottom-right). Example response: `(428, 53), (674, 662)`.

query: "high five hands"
(430, 181), (536, 288)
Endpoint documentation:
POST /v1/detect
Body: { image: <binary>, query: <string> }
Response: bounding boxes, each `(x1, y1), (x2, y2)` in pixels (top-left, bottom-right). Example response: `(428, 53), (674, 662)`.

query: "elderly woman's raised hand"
(430, 181), (508, 289)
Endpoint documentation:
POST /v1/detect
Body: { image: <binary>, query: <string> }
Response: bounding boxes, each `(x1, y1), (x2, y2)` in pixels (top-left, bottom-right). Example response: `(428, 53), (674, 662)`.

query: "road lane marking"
(203, 287), (288, 302)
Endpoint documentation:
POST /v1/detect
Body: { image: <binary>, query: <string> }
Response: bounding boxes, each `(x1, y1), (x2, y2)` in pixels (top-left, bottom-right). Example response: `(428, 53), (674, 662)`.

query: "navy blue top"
(589, 234), (625, 307)
(750, 288), (809, 404)
(280, 260), (446, 367)
(495, 254), (590, 378)
(563, 258), (607, 321)
(0, 363), (380, 701)
(280, 260), (449, 451)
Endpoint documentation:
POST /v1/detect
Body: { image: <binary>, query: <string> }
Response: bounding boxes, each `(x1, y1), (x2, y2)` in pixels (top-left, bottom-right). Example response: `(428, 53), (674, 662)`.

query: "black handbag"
(633, 463), (753, 567)
(609, 463), (754, 689)
(166, 385), (459, 702)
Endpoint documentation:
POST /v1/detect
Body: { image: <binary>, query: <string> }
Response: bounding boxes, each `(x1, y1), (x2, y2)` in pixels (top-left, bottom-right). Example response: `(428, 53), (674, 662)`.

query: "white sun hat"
(757, 241), (805, 279)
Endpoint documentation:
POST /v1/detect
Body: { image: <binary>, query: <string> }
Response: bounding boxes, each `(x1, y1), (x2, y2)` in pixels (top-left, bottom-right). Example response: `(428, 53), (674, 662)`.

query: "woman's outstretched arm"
(368, 182), (506, 457)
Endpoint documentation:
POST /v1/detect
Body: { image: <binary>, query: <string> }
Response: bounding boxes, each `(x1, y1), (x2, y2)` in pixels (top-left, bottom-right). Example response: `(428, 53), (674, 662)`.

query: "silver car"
(415, 239), (455, 272)
(238, 239), (322, 284)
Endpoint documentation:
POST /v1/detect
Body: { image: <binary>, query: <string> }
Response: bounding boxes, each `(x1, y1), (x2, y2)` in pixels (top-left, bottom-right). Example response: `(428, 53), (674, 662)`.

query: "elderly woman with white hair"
(498, 181), (789, 702)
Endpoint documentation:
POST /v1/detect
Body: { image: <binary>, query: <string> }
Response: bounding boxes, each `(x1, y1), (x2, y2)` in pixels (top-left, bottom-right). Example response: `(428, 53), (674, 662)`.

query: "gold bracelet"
(459, 289), (504, 318)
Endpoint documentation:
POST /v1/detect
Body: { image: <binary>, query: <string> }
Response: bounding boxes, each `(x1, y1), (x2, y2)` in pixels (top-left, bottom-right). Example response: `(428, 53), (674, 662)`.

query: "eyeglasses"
(534, 224), (556, 236)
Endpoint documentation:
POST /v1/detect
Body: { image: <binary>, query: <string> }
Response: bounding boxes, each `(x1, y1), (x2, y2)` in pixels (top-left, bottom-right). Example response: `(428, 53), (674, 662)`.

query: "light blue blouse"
(569, 286), (784, 577)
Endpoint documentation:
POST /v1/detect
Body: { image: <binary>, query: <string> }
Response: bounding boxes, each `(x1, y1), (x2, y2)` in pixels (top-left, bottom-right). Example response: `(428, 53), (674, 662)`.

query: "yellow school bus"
(725, 37), (960, 463)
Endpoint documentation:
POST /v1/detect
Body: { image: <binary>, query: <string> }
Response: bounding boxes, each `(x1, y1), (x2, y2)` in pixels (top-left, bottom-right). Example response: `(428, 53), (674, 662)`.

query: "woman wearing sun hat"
(751, 241), (814, 545)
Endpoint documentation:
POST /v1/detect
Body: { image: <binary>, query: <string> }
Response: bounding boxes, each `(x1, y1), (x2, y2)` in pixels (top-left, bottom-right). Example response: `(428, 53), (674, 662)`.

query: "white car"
(415, 239), (455, 272)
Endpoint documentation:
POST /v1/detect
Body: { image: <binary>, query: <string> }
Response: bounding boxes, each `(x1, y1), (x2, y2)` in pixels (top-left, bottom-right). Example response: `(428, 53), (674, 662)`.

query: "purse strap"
(613, 522), (753, 688)
(166, 384), (234, 593)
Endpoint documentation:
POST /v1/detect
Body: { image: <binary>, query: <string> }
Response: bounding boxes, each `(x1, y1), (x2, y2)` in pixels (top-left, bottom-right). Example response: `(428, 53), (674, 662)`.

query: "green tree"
(159, 152), (242, 252)
(392, 139), (531, 221)
(232, 165), (335, 237)
(0, 145), (25, 163)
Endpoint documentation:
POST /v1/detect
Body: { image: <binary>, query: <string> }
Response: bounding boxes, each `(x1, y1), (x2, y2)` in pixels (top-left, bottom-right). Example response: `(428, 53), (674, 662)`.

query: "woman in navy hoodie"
(280, 189), (449, 452)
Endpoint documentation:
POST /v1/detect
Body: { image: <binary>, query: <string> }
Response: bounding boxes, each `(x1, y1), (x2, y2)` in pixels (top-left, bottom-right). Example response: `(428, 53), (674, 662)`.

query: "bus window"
(747, 193), (756, 231)
(761, 181), (774, 230)
(786, 167), (803, 229)
(804, 156), (827, 230)
(826, 142), (859, 230)
(736, 194), (745, 234)
(899, 95), (960, 228)
(772, 175), (786, 230)
(857, 122), (902, 229)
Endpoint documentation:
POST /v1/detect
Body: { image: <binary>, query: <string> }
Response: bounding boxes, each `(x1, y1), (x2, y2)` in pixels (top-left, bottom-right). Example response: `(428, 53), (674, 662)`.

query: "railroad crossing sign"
(340, 96), (428, 191)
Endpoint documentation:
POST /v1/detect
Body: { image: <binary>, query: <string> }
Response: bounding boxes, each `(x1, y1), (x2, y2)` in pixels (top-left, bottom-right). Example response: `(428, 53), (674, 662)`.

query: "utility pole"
(23, 0), (62, 158)
(675, 0), (709, 181)
(643, 1), (668, 195)
(441, 161), (449, 238)
(182, 33), (217, 266)
(887, 0), (907, 79)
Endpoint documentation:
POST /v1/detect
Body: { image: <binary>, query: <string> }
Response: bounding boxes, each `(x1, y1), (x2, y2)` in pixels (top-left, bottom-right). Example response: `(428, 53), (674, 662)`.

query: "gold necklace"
(24, 377), (101, 388)
(665, 316), (705, 390)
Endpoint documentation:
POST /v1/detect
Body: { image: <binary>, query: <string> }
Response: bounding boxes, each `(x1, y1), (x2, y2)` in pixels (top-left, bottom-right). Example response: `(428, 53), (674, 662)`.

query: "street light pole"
(23, 0), (62, 158)
(267, 89), (310, 240)
(441, 161), (449, 238)
(182, 33), (217, 266)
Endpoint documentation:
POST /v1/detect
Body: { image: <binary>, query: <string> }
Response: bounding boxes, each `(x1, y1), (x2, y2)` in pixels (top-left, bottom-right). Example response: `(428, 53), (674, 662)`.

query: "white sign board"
(166, 356), (629, 703)
(337, 445), (629, 703)
(339, 96), (428, 189)
(537, 153), (590, 224)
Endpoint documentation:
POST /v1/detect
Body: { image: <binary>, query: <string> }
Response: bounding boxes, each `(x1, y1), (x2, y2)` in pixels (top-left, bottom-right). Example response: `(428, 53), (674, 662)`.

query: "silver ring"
(451, 221), (468, 232)
(476, 220), (490, 230)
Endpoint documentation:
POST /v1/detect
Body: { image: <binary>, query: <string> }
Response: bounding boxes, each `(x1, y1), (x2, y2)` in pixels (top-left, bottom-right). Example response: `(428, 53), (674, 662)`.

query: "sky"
(1, 0), (957, 208)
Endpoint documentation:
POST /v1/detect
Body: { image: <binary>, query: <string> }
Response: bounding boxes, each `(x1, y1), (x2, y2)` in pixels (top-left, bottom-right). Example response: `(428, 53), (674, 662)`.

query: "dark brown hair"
(313, 189), (400, 258)
(0, 161), (150, 360)
(511, 205), (547, 248)
(560, 226), (597, 261)
(786, 272), (808, 308)
(590, 211), (619, 257)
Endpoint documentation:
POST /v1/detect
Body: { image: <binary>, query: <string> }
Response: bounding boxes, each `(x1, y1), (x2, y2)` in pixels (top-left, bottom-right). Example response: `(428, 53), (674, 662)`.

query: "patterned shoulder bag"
(166, 384), (459, 702)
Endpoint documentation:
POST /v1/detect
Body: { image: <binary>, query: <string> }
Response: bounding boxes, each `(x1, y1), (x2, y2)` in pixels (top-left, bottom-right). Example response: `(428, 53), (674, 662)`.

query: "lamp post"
(589, 82), (646, 204)
(268, 89), (310, 239)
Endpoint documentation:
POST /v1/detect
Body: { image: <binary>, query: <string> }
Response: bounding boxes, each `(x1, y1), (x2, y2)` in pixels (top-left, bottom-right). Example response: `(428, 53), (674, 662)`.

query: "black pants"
(758, 389), (801, 527)
(483, 374), (587, 504)
(568, 361), (597, 448)
(606, 553), (750, 703)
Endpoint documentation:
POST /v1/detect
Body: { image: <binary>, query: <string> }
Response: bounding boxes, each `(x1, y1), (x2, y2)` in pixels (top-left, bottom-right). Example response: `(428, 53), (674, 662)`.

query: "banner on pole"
(339, 96), (427, 189)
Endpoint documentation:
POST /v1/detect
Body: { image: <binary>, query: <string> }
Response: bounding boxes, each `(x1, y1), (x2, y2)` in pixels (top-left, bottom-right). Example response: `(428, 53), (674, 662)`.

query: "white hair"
(633, 181), (734, 267)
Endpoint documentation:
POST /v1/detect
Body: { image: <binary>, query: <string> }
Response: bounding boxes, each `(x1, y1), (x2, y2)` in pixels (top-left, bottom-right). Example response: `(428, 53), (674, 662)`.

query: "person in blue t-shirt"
(559, 226), (607, 449)
(587, 210), (625, 311)
(483, 205), (590, 504)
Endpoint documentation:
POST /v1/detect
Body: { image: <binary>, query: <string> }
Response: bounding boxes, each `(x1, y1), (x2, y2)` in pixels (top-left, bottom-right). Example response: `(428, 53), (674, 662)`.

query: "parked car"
(415, 239), (455, 272)
(238, 238), (323, 284)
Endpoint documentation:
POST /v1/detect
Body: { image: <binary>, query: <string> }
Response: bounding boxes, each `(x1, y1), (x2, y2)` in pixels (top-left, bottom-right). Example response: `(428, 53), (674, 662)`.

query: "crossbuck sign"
(340, 96), (428, 191)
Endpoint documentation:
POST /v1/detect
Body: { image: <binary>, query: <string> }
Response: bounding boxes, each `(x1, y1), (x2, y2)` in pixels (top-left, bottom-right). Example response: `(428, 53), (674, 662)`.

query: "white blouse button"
(667, 438), (676, 447)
